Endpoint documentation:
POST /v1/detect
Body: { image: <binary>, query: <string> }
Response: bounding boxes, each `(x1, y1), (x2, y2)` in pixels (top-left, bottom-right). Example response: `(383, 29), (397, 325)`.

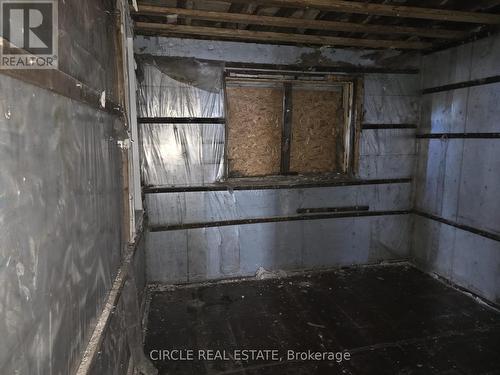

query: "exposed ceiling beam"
(183, 0), (194, 26)
(135, 22), (433, 49)
(237, 2), (259, 30)
(221, 0), (500, 24)
(135, 5), (467, 39)
(295, 8), (321, 34)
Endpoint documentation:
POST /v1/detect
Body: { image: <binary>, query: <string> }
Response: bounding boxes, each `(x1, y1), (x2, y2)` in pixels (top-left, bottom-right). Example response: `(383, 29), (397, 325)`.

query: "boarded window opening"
(226, 85), (282, 177)
(225, 79), (355, 178)
(290, 87), (345, 174)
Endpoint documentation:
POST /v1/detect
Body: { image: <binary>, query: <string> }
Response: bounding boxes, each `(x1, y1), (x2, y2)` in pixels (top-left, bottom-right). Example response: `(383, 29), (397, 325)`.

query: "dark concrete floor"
(144, 265), (500, 374)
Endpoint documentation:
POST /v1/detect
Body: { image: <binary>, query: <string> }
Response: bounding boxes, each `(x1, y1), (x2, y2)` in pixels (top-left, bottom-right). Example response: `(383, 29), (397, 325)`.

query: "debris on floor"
(255, 267), (287, 280)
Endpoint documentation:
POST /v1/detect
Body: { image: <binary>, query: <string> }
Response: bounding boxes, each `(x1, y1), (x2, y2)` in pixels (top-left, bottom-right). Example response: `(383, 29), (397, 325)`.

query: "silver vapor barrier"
(0, 74), (123, 374)
(139, 123), (225, 186)
(137, 56), (225, 186)
(146, 184), (411, 227)
(134, 56), (418, 284)
(87, 232), (157, 375)
(146, 215), (412, 283)
(136, 55), (224, 117)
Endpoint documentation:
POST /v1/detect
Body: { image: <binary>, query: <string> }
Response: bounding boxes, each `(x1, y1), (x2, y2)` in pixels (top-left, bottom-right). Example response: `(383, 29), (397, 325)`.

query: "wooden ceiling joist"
(135, 4), (468, 40)
(135, 22), (433, 49)
(225, 0), (500, 24)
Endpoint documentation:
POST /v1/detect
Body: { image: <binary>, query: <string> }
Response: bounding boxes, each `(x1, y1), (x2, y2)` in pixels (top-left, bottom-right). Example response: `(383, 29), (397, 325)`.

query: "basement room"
(1, 0), (500, 374)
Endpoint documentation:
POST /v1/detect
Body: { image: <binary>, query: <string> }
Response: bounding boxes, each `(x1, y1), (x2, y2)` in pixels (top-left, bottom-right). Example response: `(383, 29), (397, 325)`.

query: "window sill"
(222, 173), (349, 189)
(142, 175), (412, 194)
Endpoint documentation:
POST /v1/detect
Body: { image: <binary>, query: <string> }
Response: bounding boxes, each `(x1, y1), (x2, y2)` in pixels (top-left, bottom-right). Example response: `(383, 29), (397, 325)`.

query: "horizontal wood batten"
(143, 178), (412, 194)
(138, 117), (225, 124)
(362, 124), (417, 130)
(150, 210), (411, 232)
(414, 210), (500, 243)
(416, 133), (500, 139)
(297, 206), (369, 214)
(0, 68), (124, 117)
(422, 75), (500, 94)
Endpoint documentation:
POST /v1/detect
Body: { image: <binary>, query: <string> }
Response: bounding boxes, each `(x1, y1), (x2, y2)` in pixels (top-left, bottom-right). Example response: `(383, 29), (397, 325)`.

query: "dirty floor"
(144, 265), (500, 374)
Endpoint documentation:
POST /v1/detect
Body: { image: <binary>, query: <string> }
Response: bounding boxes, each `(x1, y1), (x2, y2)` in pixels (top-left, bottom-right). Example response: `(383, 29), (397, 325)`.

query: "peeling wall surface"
(134, 36), (420, 69)
(136, 38), (419, 284)
(412, 33), (500, 304)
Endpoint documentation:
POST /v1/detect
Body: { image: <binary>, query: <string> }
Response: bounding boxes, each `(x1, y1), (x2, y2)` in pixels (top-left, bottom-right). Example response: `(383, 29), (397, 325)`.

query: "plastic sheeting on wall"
(145, 183), (412, 227)
(137, 55), (225, 186)
(0, 74), (123, 374)
(136, 55), (224, 117)
(87, 232), (157, 375)
(140, 123), (225, 186)
(146, 215), (412, 283)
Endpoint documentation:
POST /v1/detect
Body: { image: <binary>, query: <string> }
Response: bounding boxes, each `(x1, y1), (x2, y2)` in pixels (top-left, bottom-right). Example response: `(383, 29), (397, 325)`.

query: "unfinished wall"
(360, 74), (420, 179)
(87, 230), (147, 375)
(0, 76), (122, 375)
(137, 56), (225, 187)
(0, 1), (138, 374)
(412, 34), (500, 304)
(136, 37), (418, 284)
(134, 36), (419, 70)
(58, 0), (120, 102)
